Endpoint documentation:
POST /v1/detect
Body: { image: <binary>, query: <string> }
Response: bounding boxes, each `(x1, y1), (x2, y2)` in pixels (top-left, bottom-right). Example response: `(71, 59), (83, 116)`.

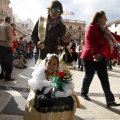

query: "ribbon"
(51, 76), (65, 98)
(53, 76), (65, 88)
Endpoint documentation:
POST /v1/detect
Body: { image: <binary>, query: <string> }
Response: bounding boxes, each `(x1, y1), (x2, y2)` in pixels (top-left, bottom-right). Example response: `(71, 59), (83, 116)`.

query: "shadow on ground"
(91, 99), (120, 115)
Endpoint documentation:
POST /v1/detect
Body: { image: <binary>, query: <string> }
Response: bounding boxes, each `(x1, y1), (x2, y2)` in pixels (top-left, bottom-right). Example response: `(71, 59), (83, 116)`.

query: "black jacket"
(31, 19), (68, 59)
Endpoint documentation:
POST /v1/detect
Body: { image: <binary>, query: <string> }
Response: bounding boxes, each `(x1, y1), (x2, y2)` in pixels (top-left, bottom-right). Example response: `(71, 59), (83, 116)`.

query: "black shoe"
(81, 94), (91, 101)
(80, 68), (83, 71)
(5, 78), (15, 81)
(73, 66), (76, 69)
(107, 101), (120, 107)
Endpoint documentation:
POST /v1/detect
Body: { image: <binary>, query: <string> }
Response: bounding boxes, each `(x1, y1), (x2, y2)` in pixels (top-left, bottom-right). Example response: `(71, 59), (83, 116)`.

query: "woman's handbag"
(59, 46), (73, 64)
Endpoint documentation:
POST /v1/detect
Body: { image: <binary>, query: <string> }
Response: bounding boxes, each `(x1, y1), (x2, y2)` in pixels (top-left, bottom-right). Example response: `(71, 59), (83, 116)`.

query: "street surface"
(0, 58), (120, 120)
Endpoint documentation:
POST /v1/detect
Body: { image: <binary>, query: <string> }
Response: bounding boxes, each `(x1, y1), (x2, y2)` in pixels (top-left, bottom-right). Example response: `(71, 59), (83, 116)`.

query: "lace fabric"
(34, 90), (74, 113)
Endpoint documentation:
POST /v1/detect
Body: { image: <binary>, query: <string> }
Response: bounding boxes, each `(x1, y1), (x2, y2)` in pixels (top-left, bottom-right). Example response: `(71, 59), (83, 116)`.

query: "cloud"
(10, 0), (120, 29)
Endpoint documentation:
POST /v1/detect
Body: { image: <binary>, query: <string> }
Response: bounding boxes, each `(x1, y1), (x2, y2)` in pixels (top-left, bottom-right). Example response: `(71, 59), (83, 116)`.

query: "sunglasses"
(51, 8), (61, 14)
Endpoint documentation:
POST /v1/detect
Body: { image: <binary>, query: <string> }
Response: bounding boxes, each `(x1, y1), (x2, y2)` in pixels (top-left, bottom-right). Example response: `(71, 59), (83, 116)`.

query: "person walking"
(80, 11), (120, 107)
(0, 16), (15, 81)
(31, 0), (70, 64)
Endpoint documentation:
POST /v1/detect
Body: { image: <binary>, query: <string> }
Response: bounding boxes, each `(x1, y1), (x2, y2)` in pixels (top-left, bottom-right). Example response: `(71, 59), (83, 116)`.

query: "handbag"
(59, 46), (73, 64)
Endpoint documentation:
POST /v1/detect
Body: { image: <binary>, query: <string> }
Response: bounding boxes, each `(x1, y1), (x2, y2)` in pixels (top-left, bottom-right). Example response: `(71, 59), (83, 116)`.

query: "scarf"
(38, 15), (61, 49)
(47, 15), (61, 30)
(99, 24), (117, 53)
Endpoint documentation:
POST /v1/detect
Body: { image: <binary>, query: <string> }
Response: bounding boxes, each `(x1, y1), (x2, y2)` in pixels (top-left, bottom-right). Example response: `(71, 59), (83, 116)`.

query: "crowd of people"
(0, 0), (120, 120)
(24, 1), (120, 120)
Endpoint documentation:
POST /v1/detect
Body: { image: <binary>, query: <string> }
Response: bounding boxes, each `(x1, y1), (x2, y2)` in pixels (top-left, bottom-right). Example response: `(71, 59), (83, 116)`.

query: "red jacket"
(12, 40), (18, 53)
(12, 30), (18, 54)
(81, 24), (120, 61)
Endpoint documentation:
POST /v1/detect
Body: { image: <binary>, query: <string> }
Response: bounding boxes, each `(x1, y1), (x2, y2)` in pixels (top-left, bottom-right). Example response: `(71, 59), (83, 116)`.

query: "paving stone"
(0, 59), (120, 119)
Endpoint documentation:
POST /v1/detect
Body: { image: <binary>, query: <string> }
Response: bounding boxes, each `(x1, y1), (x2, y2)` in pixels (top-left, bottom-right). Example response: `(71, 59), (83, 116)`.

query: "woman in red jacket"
(80, 11), (120, 107)
(11, 23), (19, 61)
(11, 23), (18, 56)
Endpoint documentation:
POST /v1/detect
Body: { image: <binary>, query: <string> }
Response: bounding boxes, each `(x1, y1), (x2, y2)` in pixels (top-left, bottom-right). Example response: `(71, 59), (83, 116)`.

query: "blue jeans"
(81, 57), (115, 103)
(34, 54), (39, 64)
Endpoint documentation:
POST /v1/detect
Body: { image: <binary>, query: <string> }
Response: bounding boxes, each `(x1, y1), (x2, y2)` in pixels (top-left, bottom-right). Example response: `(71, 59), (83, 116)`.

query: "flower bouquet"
(51, 71), (72, 98)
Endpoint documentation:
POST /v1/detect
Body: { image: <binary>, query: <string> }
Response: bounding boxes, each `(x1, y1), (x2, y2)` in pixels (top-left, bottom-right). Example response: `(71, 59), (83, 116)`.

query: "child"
(13, 55), (27, 69)
(24, 54), (80, 120)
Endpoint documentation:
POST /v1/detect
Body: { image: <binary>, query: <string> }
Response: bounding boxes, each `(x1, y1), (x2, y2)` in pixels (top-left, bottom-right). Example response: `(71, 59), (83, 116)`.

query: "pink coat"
(81, 24), (120, 61)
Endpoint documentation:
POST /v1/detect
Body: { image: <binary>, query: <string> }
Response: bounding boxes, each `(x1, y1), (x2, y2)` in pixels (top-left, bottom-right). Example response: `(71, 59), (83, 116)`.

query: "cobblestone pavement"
(0, 58), (120, 120)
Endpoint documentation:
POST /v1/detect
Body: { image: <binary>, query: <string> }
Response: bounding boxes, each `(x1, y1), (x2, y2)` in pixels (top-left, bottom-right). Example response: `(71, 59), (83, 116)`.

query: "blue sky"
(10, 0), (120, 28)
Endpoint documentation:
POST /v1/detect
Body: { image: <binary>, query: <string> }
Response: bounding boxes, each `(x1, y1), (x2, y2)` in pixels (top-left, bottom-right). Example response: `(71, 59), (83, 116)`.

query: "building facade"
(63, 19), (85, 42)
(0, 0), (85, 42)
(0, 0), (29, 37)
(16, 18), (34, 41)
(107, 20), (120, 50)
(107, 20), (120, 35)
(0, 0), (12, 23)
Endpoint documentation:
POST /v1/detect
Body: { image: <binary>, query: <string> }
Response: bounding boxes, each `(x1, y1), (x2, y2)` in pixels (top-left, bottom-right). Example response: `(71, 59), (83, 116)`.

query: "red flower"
(56, 72), (66, 78)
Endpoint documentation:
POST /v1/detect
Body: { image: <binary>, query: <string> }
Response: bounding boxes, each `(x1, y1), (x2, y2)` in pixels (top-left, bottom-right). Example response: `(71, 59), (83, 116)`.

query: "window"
(78, 26), (81, 30)
(115, 23), (119, 27)
(69, 25), (72, 29)
(22, 24), (27, 28)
